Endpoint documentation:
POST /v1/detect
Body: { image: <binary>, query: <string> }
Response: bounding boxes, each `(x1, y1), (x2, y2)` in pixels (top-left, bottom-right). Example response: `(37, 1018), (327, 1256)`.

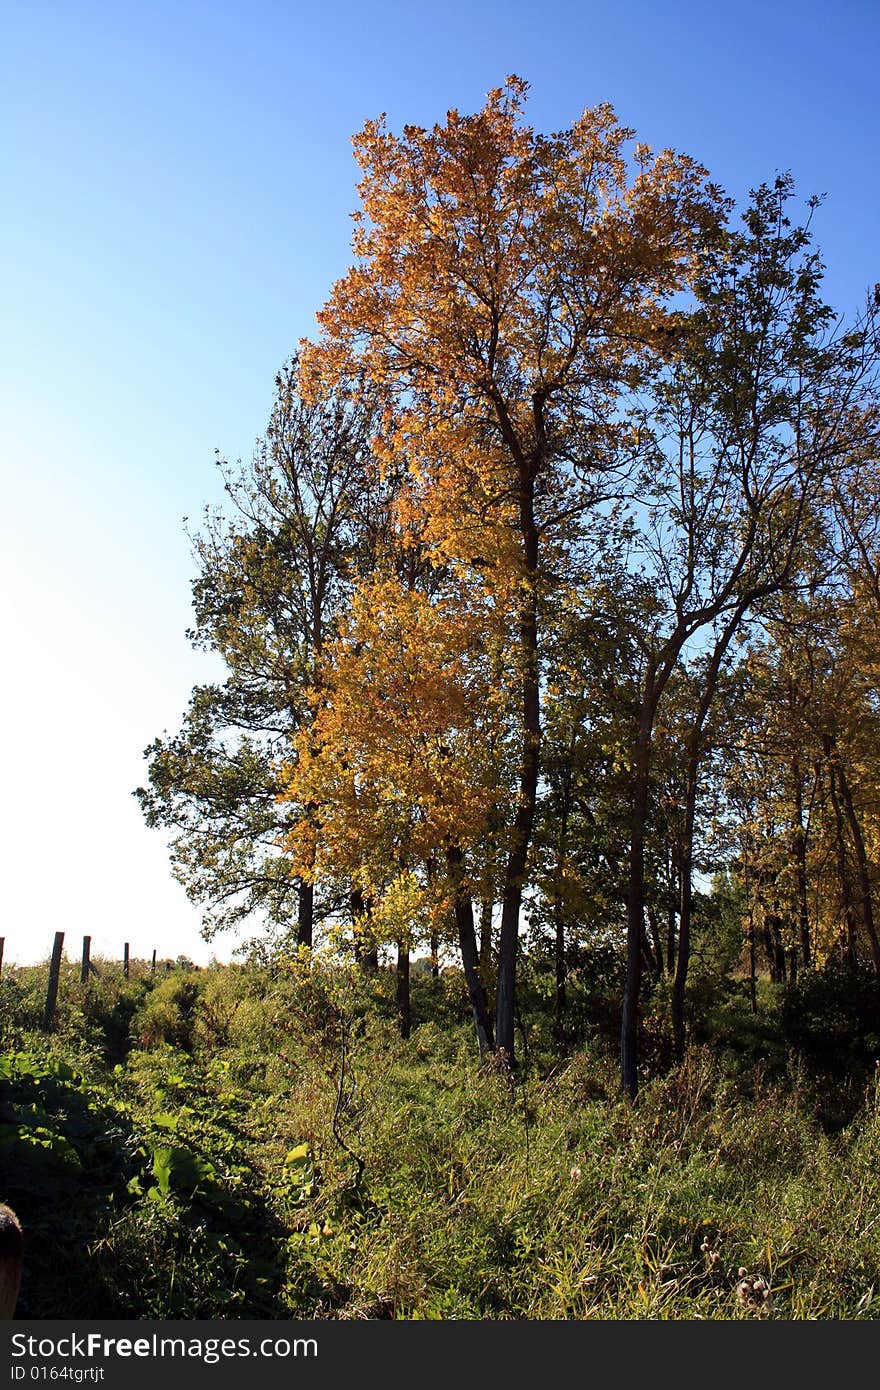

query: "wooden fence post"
(43, 932), (64, 1031)
(80, 936), (91, 985)
(123, 943), (129, 979)
(151, 949), (156, 975)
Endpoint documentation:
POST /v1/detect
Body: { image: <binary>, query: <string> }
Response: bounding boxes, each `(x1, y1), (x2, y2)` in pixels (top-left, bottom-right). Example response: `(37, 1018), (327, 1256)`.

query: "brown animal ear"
(0, 1205), (23, 1319)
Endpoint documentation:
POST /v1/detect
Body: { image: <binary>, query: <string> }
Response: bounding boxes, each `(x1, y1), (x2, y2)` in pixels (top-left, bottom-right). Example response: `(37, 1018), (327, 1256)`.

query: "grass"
(1, 955), (879, 1318)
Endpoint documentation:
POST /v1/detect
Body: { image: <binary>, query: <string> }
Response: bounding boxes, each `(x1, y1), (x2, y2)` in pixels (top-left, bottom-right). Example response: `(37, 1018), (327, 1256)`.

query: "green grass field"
(2, 955), (879, 1319)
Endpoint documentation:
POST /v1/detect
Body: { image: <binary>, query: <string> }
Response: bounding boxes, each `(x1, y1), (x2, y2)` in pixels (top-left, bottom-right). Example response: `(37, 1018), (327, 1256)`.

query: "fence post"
(0, 937), (4, 980)
(123, 943), (129, 979)
(151, 949), (156, 975)
(43, 932), (64, 1031)
(80, 936), (91, 985)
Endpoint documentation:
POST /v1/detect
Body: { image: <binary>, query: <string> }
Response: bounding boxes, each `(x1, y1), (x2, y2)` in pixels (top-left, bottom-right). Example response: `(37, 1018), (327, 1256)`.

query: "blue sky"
(2, 0), (877, 966)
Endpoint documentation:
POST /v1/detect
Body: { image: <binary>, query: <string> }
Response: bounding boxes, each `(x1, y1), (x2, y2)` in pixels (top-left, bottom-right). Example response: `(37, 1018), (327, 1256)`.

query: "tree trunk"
(672, 610), (744, 1063)
(495, 467), (541, 1063)
(646, 906), (665, 978)
(835, 755), (880, 974)
(672, 769), (697, 1065)
(771, 917), (787, 983)
(825, 754), (860, 968)
(350, 888), (378, 971)
(447, 849), (494, 1055)
(666, 847), (678, 977)
(554, 901), (567, 1041)
(395, 940), (411, 1039)
(426, 856), (440, 978)
(552, 750), (574, 1040)
(479, 899), (493, 977)
(761, 916), (774, 977)
(297, 878), (314, 949)
(621, 703), (653, 1101)
(791, 757), (811, 970)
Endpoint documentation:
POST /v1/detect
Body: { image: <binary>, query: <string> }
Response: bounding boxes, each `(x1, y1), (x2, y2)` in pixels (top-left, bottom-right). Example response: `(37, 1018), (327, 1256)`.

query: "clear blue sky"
(2, 0), (877, 966)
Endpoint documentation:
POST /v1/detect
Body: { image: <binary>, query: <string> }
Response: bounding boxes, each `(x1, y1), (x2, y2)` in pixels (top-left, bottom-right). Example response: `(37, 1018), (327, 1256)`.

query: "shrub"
(134, 973), (203, 1051)
(781, 963), (880, 1079)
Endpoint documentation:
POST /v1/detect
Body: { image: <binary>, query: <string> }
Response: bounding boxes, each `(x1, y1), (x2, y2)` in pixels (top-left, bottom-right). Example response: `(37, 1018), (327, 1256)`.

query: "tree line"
(137, 78), (880, 1098)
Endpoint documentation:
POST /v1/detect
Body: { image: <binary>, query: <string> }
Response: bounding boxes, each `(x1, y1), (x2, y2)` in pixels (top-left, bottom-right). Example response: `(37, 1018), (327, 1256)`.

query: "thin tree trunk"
(666, 847), (678, 977)
(646, 906), (665, 978)
(554, 901), (567, 1041)
(426, 856), (440, 978)
(825, 755), (860, 967)
(495, 473), (540, 1063)
(297, 879), (314, 950)
(832, 755), (880, 973)
(553, 747), (574, 1039)
(672, 770), (697, 1065)
(395, 940), (411, 1039)
(673, 607), (745, 1062)
(350, 888), (378, 971)
(761, 908), (778, 979)
(622, 702), (653, 1101)
(447, 849), (494, 1055)
(741, 848), (758, 1012)
(771, 918), (787, 983)
(479, 899), (493, 976)
(791, 757), (811, 970)
(640, 924), (658, 974)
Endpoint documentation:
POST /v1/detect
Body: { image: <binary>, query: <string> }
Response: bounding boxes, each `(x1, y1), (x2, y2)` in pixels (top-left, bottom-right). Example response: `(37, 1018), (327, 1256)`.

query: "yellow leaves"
(286, 81), (728, 963)
(280, 570), (513, 901)
(364, 870), (450, 950)
(309, 78), (719, 442)
(295, 83), (727, 684)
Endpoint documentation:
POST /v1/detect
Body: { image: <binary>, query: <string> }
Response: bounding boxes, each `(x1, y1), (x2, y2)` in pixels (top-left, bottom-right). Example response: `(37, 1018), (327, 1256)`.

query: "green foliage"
(780, 963), (880, 1123)
(133, 973), (203, 1051)
(80, 972), (152, 1062)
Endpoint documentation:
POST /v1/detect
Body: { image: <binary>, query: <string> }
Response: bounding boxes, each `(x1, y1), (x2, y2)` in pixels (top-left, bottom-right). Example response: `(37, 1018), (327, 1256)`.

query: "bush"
(781, 963), (880, 1079)
(134, 973), (203, 1051)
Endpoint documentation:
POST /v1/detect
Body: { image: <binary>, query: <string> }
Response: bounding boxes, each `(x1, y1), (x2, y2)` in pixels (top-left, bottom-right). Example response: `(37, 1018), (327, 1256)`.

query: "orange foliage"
(280, 571), (511, 904)
(300, 75), (721, 574)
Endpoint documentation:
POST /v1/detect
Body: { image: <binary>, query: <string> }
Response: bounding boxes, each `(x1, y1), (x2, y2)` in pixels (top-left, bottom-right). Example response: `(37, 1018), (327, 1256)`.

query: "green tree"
(136, 360), (379, 948)
(617, 178), (880, 1094)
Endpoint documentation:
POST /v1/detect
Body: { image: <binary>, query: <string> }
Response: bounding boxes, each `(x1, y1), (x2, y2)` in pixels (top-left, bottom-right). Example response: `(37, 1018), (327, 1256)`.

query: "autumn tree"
(723, 576), (880, 980)
(298, 77), (720, 1061)
(281, 566), (511, 1047)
